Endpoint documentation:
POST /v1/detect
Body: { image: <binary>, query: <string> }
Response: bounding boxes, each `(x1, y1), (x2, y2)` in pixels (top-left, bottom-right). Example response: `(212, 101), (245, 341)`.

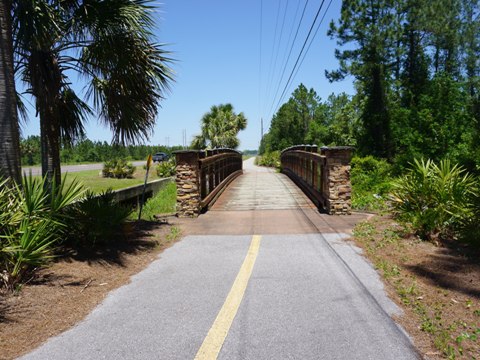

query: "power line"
(266, 0), (309, 119)
(291, 0), (334, 92)
(271, 0), (327, 118)
(266, 0), (290, 115)
(263, 0), (283, 116)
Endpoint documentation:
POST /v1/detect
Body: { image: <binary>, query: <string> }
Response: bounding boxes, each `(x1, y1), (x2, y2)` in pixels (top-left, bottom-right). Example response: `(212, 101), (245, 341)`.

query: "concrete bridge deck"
(21, 158), (420, 360)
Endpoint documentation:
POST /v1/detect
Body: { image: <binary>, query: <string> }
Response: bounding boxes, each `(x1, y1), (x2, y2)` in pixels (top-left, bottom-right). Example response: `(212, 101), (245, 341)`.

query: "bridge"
(22, 147), (421, 360)
(174, 146), (354, 217)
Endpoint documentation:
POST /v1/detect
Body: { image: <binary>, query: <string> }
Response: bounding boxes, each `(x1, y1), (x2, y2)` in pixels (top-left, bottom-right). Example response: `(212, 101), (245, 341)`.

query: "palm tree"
(12, 0), (173, 186)
(0, 0), (21, 183)
(191, 104), (247, 149)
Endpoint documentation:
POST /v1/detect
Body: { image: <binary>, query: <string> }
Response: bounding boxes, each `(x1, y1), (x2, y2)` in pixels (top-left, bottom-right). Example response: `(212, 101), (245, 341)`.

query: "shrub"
(255, 151), (280, 168)
(102, 159), (136, 179)
(390, 159), (476, 241)
(66, 189), (132, 246)
(156, 159), (176, 178)
(350, 156), (393, 211)
(0, 175), (84, 289)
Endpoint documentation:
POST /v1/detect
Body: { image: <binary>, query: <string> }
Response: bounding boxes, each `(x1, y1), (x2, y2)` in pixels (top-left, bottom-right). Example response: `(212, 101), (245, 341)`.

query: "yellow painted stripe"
(194, 235), (262, 360)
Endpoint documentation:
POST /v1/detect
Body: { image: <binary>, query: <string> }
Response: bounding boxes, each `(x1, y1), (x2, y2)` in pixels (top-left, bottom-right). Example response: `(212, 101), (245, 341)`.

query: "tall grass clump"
(350, 156), (393, 211)
(0, 175), (84, 289)
(391, 159), (476, 241)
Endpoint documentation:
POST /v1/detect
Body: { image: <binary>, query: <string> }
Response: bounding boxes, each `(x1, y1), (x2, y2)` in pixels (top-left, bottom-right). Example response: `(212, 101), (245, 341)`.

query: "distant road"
(22, 161), (147, 176)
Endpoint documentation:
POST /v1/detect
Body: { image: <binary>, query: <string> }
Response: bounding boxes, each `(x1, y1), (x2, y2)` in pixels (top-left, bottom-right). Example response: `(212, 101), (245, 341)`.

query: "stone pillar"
(174, 151), (201, 217)
(320, 146), (354, 215)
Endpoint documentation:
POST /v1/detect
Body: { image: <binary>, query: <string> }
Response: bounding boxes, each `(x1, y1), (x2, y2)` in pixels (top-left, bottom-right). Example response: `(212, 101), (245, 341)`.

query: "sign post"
(138, 154), (153, 220)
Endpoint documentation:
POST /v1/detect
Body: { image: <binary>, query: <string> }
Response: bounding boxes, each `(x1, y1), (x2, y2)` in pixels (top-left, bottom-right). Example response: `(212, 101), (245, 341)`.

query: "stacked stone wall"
(324, 162), (351, 215)
(176, 163), (200, 217)
(320, 146), (353, 215)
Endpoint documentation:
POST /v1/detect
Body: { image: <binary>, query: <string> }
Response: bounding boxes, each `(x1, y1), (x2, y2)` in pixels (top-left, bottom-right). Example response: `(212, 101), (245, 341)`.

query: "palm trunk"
(40, 110), (61, 188)
(0, 0), (21, 183)
(30, 50), (62, 189)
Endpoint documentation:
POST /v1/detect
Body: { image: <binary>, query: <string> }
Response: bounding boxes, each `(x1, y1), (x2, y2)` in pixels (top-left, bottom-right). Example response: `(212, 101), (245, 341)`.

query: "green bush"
(0, 175), (84, 289)
(156, 159), (176, 178)
(390, 159), (476, 241)
(102, 159), (136, 179)
(66, 189), (132, 246)
(255, 151), (280, 168)
(350, 156), (393, 211)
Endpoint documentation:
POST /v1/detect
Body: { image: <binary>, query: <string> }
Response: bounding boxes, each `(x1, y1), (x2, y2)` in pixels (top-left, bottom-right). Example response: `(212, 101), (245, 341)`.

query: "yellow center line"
(194, 235), (262, 360)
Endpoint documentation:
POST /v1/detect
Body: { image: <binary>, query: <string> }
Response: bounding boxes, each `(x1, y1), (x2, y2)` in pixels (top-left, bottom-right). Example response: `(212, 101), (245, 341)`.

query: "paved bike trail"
(20, 158), (420, 360)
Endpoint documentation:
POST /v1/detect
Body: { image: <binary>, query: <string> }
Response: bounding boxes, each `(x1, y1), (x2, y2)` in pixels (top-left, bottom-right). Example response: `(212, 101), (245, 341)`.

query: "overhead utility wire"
(271, 0), (327, 118)
(267, 0), (290, 112)
(263, 0), (283, 116)
(290, 0), (334, 98)
(267, 0), (309, 119)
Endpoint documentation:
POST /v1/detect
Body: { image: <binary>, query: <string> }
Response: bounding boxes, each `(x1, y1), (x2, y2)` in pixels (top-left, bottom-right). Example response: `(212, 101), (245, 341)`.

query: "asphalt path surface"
(21, 158), (421, 359)
(22, 161), (147, 176)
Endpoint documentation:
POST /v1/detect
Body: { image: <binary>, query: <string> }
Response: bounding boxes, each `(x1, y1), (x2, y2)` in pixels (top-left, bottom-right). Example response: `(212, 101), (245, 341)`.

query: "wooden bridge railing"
(281, 145), (354, 215)
(174, 149), (242, 217)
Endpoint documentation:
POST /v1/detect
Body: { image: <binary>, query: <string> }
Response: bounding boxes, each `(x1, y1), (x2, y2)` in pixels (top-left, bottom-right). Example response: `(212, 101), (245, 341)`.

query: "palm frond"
(57, 87), (92, 145)
(84, 32), (173, 144)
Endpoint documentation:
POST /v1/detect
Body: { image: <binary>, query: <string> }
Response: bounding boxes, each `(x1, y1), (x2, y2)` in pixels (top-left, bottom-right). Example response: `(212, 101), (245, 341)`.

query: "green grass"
(133, 181), (177, 220)
(36, 168), (162, 193)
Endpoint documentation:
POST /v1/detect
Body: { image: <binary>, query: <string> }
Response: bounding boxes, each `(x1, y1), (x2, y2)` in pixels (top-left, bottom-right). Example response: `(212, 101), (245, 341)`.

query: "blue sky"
(21, 0), (354, 151)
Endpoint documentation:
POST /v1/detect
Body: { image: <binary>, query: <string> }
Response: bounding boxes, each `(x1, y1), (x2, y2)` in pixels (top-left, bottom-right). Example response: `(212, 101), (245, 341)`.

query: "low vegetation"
(350, 156), (393, 212)
(133, 181), (177, 221)
(43, 168), (160, 194)
(255, 151), (280, 168)
(391, 159), (477, 243)
(353, 217), (480, 359)
(156, 159), (176, 178)
(1, 168), (177, 291)
(350, 156), (480, 359)
(0, 175), (84, 289)
(102, 159), (136, 179)
(66, 190), (133, 247)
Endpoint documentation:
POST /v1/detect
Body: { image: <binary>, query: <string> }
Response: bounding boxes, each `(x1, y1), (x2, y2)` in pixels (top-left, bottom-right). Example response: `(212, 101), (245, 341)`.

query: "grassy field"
(43, 168), (163, 193)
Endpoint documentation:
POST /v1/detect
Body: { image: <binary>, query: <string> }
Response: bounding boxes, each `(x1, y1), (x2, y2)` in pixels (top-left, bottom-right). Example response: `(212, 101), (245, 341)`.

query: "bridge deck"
(179, 158), (366, 235)
(211, 159), (314, 210)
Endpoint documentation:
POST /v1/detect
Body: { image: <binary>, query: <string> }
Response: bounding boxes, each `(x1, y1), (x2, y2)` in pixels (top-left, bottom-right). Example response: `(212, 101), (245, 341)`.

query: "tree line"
(261, 0), (479, 173)
(20, 136), (182, 166)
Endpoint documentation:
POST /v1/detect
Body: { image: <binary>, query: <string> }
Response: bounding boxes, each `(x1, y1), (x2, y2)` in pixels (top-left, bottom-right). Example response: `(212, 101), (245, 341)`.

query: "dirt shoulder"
(351, 215), (480, 359)
(0, 220), (181, 360)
